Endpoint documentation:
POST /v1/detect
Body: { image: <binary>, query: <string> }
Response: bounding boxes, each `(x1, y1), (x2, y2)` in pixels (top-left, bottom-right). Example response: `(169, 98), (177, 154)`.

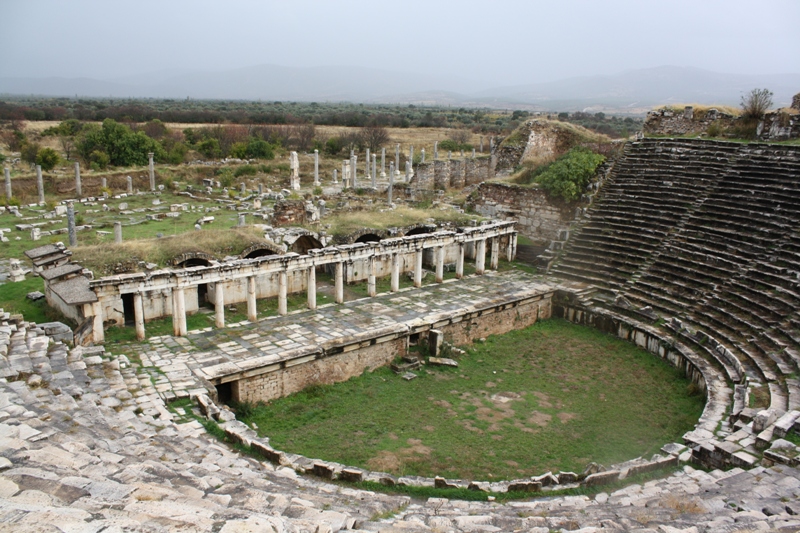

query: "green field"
(237, 318), (704, 481)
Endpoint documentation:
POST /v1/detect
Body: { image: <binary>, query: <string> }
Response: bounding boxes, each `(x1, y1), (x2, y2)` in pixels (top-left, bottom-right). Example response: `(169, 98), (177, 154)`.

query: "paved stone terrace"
(132, 270), (556, 398)
(2, 273), (800, 531)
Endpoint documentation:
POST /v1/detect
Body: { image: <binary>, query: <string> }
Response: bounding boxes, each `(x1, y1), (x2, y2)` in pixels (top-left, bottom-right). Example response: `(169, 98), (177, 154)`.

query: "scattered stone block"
(428, 357), (458, 368)
(26, 291), (44, 301)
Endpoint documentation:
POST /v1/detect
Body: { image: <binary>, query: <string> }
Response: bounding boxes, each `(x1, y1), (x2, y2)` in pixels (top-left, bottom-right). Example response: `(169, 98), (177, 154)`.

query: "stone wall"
(645, 105), (800, 141)
(410, 157), (492, 190)
(233, 337), (407, 403)
(643, 107), (737, 136)
(467, 182), (572, 244)
(757, 111), (800, 141)
(437, 294), (551, 346)
(229, 288), (554, 403)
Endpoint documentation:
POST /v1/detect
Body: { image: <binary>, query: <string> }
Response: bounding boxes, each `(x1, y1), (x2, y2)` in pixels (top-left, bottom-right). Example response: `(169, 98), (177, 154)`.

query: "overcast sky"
(2, 0), (798, 85)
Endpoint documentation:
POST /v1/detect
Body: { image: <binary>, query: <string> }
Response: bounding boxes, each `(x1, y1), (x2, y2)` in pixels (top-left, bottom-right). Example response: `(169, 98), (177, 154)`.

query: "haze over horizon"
(1, 0), (799, 106)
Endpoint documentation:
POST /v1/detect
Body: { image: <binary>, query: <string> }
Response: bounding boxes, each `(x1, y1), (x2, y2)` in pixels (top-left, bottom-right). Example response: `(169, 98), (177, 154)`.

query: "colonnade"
(88, 224), (518, 343)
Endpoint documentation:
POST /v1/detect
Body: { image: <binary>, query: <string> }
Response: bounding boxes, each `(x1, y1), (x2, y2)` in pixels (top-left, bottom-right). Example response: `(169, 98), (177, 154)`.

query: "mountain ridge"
(1, 65), (797, 113)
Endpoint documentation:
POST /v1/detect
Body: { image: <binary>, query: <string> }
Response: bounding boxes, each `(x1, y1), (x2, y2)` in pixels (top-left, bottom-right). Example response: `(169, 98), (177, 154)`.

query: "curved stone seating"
(553, 138), (800, 454)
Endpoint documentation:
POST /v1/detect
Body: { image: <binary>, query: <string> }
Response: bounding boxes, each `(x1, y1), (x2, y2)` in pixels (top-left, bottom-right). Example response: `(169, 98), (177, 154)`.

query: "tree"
(76, 119), (163, 167)
(741, 88), (773, 120)
(359, 125), (390, 152)
(449, 129), (471, 145)
(35, 147), (60, 171)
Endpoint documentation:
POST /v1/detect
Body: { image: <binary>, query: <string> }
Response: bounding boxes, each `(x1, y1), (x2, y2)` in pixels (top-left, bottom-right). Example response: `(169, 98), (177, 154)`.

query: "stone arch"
(170, 252), (215, 268)
(354, 233), (382, 244)
(337, 228), (389, 245)
(403, 224), (436, 237)
(290, 235), (324, 255)
(241, 242), (283, 259)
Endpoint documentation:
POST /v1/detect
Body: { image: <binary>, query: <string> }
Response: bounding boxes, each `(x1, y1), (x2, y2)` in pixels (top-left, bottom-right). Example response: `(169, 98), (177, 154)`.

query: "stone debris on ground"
(0, 274), (799, 531)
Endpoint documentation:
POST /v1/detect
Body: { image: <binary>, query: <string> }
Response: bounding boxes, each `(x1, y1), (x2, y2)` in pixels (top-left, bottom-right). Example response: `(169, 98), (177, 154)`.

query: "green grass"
(0, 277), (67, 325)
(236, 318), (703, 481)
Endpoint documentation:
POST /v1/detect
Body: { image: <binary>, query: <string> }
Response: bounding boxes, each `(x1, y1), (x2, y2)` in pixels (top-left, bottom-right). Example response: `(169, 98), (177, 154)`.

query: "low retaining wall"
(216, 287), (556, 404)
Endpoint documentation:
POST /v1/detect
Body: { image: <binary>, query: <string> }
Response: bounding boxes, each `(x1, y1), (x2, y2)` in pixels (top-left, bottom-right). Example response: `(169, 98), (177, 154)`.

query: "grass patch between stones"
(237, 318), (704, 481)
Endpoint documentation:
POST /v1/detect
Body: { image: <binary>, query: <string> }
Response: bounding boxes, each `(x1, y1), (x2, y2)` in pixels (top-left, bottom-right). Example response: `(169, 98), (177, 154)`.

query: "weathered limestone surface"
(468, 182), (571, 243)
(1, 293), (799, 532)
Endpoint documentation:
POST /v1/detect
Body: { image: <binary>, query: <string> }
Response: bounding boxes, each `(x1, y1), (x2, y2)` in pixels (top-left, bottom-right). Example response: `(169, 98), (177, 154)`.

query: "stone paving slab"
(134, 270), (557, 396)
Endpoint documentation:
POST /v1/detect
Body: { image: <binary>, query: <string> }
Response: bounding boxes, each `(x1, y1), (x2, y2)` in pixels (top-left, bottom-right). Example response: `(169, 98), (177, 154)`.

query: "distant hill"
(1, 65), (798, 114)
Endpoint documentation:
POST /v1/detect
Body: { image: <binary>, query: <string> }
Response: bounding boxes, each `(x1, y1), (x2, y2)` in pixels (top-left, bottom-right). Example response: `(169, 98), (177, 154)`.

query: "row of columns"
(123, 235), (515, 340)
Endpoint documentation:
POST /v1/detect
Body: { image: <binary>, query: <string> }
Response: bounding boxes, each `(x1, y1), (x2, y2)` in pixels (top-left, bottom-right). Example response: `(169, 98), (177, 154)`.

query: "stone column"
(114, 221), (122, 243)
(380, 147), (386, 177)
(342, 160), (347, 189)
(421, 148), (425, 163)
(456, 243), (464, 279)
(333, 169), (338, 184)
(434, 141), (438, 160)
(307, 266), (317, 310)
(395, 143), (400, 175)
(258, 183), (263, 195)
(391, 253), (400, 292)
(101, 177), (107, 190)
(367, 256), (376, 297)
(405, 161), (410, 182)
(278, 270), (288, 315)
(334, 262), (344, 303)
(127, 175), (133, 194)
(172, 287), (187, 336)
(67, 201), (77, 247)
(435, 246), (444, 283)
(480, 136), (484, 152)
(238, 213), (245, 227)
(413, 248), (423, 288)
(148, 152), (155, 191)
(388, 162), (394, 205)
(74, 162), (82, 198)
(91, 301), (104, 343)
(134, 292), (146, 340)
(3, 167), (10, 200)
(365, 148), (370, 180)
(36, 165), (44, 204)
(448, 151), (452, 160)
(313, 149), (320, 186)
(371, 153), (377, 188)
(475, 239), (486, 275)
(240, 183), (246, 195)
(409, 145), (414, 176)
(351, 154), (357, 188)
(491, 237), (500, 270)
(214, 282), (225, 328)
(507, 233), (517, 261)
(247, 276), (257, 322)
(472, 148), (476, 159)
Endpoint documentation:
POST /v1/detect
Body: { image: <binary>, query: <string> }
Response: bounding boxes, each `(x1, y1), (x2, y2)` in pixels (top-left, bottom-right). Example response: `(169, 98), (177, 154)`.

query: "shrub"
(197, 138), (221, 159)
(234, 165), (258, 177)
(534, 147), (605, 202)
(324, 136), (344, 156)
(90, 150), (110, 170)
(35, 147), (60, 171)
(741, 88), (773, 120)
(21, 142), (40, 164)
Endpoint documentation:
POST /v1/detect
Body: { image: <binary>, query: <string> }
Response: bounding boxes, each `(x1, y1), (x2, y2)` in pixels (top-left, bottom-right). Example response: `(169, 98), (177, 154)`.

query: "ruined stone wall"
(231, 289), (555, 403)
(757, 111), (800, 141)
(438, 295), (551, 347)
(410, 158), (492, 191)
(467, 182), (572, 244)
(643, 107), (737, 136)
(233, 337), (407, 403)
